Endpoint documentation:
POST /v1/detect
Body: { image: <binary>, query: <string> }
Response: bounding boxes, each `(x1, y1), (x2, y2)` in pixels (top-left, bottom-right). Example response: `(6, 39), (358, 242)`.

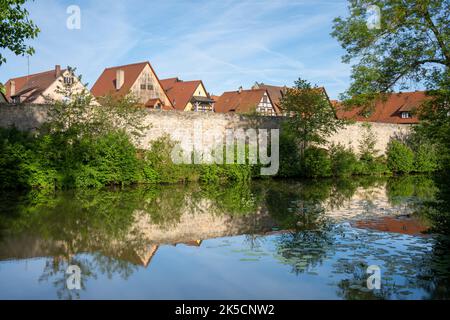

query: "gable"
(91, 62), (147, 98)
(5, 68), (67, 103)
(91, 62), (173, 108)
(129, 64), (172, 107)
(38, 70), (91, 104)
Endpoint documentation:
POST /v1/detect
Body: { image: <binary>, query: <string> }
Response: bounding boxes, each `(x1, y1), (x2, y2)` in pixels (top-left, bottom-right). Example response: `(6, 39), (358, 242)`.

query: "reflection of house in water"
(353, 216), (428, 236)
(0, 209), (276, 268)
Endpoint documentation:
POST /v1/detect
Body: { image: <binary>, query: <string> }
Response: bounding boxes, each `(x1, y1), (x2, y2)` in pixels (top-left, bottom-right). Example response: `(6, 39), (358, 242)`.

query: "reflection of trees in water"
(38, 256), (96, 300)
(397, 173), (450, 299)
(264, 175), (450, 300)
(1, 175), (449, 299)
(0, 183), (269, 298)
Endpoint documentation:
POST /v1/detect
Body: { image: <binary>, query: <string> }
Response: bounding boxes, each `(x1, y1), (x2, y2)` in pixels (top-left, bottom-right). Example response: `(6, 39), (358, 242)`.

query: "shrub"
(330, 144), (358, 177)
(414, 143), (440, 173)
(278, 130), (302, 177)
(387, 140), (415, 174)
(354, 155), (390, 176)
(302, 147), (332, 178)
(143, 135), (195, 183)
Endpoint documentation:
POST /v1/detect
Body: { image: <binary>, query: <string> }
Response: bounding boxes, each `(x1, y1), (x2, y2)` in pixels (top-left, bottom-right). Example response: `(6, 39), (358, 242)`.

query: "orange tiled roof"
(4, 67), (66, 103)
(160, 77), (205, 111)
(91, 61), (145, 97)
(252, 83), (287, 109)
(210, 95), (221, 102)
(334, 91), (429, 124)
(91, 61), (173, 108)
(215, 88), (279, 114)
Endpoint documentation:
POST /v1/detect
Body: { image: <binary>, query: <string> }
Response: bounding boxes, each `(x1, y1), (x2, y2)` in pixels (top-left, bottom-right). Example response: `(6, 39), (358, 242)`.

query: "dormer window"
(401, 111), (412, 119)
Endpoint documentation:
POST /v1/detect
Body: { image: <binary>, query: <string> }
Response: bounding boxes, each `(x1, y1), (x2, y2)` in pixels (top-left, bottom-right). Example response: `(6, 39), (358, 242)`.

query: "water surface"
(0, 176), (449, 299)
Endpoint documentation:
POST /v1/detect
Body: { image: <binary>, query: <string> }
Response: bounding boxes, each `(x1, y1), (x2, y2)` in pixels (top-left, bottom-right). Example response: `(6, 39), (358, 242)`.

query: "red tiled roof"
(215, 88), (279, 114)
(252, 83), (287, 108)
(91, 62), (147, 98)
(91, 61), (173, 108)
(145, 98), (163, 107)
(253, 83), (332, 112)
(334, 91), (429, 124)
(160, 77), (205, 111)
(211, 95), (220, 102)
(4, 67), (66, 103)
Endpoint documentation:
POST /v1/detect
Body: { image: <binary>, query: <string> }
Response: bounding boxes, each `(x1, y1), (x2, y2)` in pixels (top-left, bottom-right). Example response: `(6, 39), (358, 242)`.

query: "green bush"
(278, 130), (302, 177)
(330, 144), (358, 177)
(355, 155), (390, 176)
(387, 140), (415, 174)
(414, 143), (439, 173)
(76, 131), (142, 187)
(144, 135), (201, 183)
(302, 147), (332, 178)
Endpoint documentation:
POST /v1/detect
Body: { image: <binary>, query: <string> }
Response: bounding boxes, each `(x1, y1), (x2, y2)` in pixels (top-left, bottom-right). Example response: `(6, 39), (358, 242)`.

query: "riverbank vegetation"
(0, 79), (443, 190)
(277, 79), (442, 179)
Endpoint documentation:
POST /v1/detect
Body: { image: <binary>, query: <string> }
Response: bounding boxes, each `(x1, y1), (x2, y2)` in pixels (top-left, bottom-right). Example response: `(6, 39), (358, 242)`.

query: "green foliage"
(302, 147), (332, 178)
(330, 144), (358, 177)
(281, 78), (344, 155)
(143, 135), (199, 184)
(277, 126), (302, 178)
(354, 155), (390, 176)
(332, 0), (450, 106)
(415, 73), (450, 171)
(414, 143), (440, 173)
(0, 0), (40, 65)
(73, 131), (143, 188)
(0, 128), (145, 189)
(387, 140), (415, 174)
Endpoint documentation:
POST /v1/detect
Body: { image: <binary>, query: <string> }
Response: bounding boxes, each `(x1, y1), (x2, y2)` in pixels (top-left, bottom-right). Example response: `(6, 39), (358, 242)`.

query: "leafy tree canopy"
(280, 78), (344, 154)
(332, 0), (449, 106)
(0, 0), (40, 65)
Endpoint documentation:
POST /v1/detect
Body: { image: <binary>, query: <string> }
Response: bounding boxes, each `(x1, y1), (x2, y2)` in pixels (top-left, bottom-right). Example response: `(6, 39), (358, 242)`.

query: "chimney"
(238, 86), (243, 93)
(10, 80), (15, 96)
(116, 69), (125, 90)
(55, 65), (61, 78)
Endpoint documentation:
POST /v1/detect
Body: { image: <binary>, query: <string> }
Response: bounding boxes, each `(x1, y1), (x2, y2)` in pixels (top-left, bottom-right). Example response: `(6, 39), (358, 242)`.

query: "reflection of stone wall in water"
(323, 184), (414, 221)
(0, 104), (411, 154)
(0, 200), (276, 267)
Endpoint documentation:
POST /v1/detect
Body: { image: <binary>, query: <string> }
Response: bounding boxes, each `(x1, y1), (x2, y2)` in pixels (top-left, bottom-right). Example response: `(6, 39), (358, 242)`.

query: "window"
(401, 112), (412, 119)
(13, 96), (21, 104)
(147, 84), (154, 90)
(64, 77), (74, 85)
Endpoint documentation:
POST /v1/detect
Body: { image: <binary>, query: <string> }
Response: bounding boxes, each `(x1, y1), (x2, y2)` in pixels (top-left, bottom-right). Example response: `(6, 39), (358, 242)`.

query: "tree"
(43, 67), (149, 142)
(387, 140), (415, 173)
(332, 0), (449, 106)
(280, 78), (344, 156)
(414, 74), (450, 169)
(0, 0), (40, 65)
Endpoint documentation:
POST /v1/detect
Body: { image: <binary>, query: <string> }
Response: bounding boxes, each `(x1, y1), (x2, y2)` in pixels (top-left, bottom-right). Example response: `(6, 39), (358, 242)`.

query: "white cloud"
(0, 0), (350, 99)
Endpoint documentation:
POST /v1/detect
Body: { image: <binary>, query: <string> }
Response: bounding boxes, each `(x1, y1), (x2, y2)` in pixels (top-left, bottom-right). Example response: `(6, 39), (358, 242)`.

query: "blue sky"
(0, 0), (351, 99)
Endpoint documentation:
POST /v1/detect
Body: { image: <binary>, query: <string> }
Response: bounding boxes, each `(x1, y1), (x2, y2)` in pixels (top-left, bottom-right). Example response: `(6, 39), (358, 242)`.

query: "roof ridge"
(224, 88), (266, 94)
(104, 61), (148, 70)
(8, 68), (67, 82)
